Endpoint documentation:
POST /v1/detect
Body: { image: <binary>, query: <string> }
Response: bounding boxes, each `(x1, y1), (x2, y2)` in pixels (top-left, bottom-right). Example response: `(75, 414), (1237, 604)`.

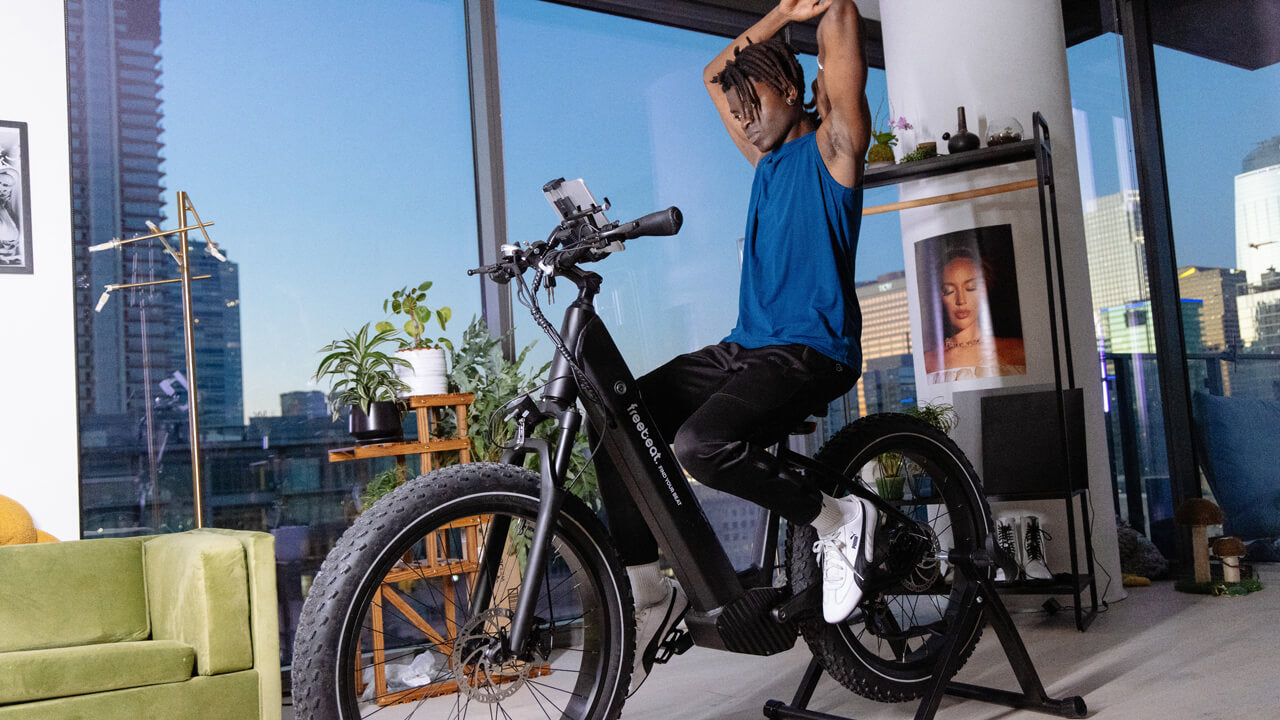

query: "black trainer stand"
(763, 550), (1087, 720)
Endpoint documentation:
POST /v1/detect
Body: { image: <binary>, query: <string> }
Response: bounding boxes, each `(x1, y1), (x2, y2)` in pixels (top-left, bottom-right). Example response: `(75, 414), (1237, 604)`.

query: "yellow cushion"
(0, 640), (195, 704)
(0, 495), (36, 546)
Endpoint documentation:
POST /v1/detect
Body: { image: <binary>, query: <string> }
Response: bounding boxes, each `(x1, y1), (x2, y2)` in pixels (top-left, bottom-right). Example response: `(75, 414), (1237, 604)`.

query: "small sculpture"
(942, 106), (980, 154)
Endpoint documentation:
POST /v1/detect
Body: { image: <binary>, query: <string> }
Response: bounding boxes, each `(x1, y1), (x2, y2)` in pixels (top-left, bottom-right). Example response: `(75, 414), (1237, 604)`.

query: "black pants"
(596, 342), (858, 566)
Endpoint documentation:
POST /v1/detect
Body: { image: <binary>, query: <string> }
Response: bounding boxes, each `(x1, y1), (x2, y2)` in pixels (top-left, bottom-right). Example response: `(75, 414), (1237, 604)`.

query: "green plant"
(376, 281), (453, 350)
(874, 401), (959, 499)
(898, 143), (937, 163)
(905, 400), (959, 434)
(361, 464), (407, 510)
(313, 323), (410, 419)
(448, 316), (600, 508)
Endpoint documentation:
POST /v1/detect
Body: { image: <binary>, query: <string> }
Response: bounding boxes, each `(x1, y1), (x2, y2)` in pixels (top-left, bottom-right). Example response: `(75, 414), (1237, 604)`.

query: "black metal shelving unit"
(864, 113), (1100, 631)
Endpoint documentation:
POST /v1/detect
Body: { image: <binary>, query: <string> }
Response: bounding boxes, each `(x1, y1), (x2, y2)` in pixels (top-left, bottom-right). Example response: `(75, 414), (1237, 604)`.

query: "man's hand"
(777, 0), (833, 24)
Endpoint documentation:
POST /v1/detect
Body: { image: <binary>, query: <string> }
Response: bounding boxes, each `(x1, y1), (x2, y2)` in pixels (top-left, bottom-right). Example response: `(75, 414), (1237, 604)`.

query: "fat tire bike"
(292, 180), (1010, 720)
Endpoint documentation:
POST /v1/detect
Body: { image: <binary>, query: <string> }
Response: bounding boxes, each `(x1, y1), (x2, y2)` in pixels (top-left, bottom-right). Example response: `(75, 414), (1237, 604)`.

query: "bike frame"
(487, 260), (910, 660)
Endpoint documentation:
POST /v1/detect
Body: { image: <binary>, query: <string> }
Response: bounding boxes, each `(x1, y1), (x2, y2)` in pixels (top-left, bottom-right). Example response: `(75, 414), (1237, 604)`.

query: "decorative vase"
(396, 347), (448, 397)
(867, 141), (896, 168)
(987, 116), (1024, 146)
(348, 400), (403, 445)
(943, 106), (980, 154)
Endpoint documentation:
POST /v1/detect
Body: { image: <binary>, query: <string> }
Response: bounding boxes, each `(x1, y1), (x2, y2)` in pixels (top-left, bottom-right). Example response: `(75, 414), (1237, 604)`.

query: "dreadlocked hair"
(712, 36), (811, 122)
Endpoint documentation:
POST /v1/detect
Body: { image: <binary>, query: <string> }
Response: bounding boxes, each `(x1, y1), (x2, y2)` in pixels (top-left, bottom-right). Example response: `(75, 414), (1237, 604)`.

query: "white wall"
(0, 1), (79, 540)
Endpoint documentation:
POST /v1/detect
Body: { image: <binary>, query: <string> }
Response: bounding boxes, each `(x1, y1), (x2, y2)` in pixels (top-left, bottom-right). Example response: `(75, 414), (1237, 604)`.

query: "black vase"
(348, 400), (403, 445)
(944, 106), (980, 154)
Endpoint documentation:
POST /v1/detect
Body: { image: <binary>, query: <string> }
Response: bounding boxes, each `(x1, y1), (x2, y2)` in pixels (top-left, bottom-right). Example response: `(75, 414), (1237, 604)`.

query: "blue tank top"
(724, 131), (864, 367)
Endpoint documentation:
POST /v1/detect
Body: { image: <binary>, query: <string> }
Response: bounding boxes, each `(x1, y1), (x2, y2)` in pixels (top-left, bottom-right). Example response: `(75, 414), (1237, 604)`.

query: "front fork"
(468, 398), (582, 661)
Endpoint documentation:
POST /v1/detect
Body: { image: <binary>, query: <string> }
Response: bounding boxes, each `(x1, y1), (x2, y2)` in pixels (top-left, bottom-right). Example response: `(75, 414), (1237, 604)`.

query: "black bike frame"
(492, 263), (749, 657)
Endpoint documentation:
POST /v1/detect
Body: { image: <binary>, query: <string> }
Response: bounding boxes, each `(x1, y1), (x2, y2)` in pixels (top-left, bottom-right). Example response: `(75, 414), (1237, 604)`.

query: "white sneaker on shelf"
(1022, 513), (1054, 580)
(812, 497), (878, 624)
(994, 513), (1022, 582)
(629, 578), (689, 696)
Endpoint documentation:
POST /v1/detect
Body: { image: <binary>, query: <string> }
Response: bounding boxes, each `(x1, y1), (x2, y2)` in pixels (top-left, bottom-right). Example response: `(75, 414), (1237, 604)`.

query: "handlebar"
(468, 205), (683, 283)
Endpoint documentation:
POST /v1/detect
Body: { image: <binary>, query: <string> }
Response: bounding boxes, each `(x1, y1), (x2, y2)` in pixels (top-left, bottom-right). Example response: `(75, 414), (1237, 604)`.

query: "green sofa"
(0, 529), (280, 720)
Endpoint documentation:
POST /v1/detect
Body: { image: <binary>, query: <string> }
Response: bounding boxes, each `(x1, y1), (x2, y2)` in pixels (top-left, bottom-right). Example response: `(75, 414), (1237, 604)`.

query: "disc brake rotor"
(451, 607), (534, 703)
(894, 523), (942, 593)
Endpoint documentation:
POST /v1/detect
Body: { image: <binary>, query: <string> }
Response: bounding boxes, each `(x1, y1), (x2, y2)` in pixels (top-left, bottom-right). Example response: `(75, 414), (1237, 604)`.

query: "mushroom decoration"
(1174, 498), (1224, 584)
(1212, 536), (1247, 583)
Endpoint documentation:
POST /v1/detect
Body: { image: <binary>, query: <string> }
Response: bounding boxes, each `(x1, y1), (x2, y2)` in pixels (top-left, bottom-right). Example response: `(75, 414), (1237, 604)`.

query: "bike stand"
(763, 551), (1087, 720)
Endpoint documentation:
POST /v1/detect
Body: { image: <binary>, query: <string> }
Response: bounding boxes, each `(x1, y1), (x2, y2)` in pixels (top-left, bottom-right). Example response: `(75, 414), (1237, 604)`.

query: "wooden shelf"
(328, 438), (470, 462)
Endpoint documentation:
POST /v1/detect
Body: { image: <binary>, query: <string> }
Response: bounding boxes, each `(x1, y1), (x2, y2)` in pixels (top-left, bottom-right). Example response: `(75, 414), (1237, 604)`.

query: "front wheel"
(787, 413), (993, 703)
(292, 462), (634, 719)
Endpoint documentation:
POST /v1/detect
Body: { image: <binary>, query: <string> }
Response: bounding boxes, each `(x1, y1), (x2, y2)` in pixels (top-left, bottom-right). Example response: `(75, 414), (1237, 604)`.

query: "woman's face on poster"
(941, 256), (983, 335)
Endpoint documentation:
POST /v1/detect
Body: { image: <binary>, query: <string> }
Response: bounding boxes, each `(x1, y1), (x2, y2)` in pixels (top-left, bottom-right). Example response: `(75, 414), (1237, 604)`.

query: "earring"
(787, 97), (796, 106)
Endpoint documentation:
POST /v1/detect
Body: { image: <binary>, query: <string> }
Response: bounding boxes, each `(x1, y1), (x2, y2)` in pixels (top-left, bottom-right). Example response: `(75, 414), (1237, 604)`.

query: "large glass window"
(494, 1), (898, 434)
(69, 0), (478, 664)
(493, 1), (899, 565)
(1064, 34), (1183, 553)
(1155, 46), (1280, 558)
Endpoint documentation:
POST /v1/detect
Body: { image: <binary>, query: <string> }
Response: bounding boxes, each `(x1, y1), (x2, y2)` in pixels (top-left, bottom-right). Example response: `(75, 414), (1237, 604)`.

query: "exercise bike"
(291, 179), (1086, 720)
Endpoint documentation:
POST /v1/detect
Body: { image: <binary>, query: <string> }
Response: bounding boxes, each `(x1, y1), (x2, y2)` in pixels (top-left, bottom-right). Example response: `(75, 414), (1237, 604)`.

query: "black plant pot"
(348, 401), (404, 445)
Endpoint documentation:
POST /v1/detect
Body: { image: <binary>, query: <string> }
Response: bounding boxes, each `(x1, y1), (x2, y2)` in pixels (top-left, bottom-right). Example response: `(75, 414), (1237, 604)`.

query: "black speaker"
(981, 389), (1087, 500)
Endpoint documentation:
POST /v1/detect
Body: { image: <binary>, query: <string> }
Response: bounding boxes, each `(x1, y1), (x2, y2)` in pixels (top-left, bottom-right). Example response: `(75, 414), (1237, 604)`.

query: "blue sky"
(155, 0), (1277, 420)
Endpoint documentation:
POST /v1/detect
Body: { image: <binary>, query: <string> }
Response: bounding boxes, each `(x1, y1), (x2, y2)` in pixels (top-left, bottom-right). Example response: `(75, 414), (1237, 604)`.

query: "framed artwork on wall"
(0, 120), (33, 274)
(915, 224), (1027, 385)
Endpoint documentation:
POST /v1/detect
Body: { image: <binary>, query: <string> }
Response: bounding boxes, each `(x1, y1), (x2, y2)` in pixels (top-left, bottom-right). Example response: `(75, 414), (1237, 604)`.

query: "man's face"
(0, 174), (15, 206)
(725, 79), (798, 154)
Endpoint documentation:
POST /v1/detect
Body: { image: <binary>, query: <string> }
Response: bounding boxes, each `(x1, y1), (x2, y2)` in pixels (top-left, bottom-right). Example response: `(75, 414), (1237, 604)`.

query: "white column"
(880, 0), (1122, 598)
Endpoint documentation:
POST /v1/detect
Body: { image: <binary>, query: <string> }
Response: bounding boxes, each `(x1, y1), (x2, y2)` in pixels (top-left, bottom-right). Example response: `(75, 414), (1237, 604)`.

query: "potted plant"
(874, 400), (959, 500)
(867, 114), (911, 168)
(313, 323), (410, 444)
(376, 281), (453, 397)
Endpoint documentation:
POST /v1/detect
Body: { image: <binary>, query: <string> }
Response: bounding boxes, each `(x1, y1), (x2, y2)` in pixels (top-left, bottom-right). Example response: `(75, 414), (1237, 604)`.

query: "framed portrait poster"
(0, 120), (33, 274)
(915, 224), (1027, 385)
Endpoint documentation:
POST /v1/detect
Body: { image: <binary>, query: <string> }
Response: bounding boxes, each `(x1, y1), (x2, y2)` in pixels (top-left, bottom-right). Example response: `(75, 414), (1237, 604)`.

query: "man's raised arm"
(814, 0), (871, 187)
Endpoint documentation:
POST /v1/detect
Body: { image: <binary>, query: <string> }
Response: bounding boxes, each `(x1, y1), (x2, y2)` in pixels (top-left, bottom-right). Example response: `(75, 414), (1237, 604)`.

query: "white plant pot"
(395, 347), (448, 397)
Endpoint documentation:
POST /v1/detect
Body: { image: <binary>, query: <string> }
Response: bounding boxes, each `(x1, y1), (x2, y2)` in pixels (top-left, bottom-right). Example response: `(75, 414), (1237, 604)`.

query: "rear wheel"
(787, 414), (992, 702)
(292, 462), (633, 719)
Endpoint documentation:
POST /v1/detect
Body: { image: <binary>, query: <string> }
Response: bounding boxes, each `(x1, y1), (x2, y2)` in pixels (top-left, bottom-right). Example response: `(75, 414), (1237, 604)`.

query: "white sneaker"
(812, 497), (877, 624)
(629, 578), (689, 696)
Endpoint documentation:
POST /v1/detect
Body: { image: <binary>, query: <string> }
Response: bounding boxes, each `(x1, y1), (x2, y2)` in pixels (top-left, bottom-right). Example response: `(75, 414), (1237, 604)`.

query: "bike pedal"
(652, 628), (693, 664)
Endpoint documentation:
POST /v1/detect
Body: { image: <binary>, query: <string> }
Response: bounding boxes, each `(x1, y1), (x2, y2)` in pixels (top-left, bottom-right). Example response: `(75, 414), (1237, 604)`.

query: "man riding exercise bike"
(609, 0), (876, 693)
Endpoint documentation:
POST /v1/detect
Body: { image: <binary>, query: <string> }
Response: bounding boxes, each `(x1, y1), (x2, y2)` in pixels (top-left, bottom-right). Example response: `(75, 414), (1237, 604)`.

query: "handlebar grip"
(602, 206), (683, 241)
(631, 206), (683, 238)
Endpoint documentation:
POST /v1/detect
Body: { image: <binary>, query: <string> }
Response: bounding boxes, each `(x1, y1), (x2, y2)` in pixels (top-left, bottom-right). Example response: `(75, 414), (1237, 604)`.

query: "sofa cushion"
(0, 670), (258, 720)
(0, 538), (149, 653)
(1191, 393), (1280, 539)
(143, 532), (252, 675)
(0, 639), (194, 705)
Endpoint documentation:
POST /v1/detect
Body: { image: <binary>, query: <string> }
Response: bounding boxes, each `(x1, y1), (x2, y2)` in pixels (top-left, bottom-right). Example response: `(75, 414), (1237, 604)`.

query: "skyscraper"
(67, 0), (174, 419)
(826, 272), (913, 436)
(68, 0), (244, 430)
(1084, 191), (1148, 320)
(67, 0), (246, 531)
(1177, 266), (1247, 352)
(1235, 137), (1280, 285)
